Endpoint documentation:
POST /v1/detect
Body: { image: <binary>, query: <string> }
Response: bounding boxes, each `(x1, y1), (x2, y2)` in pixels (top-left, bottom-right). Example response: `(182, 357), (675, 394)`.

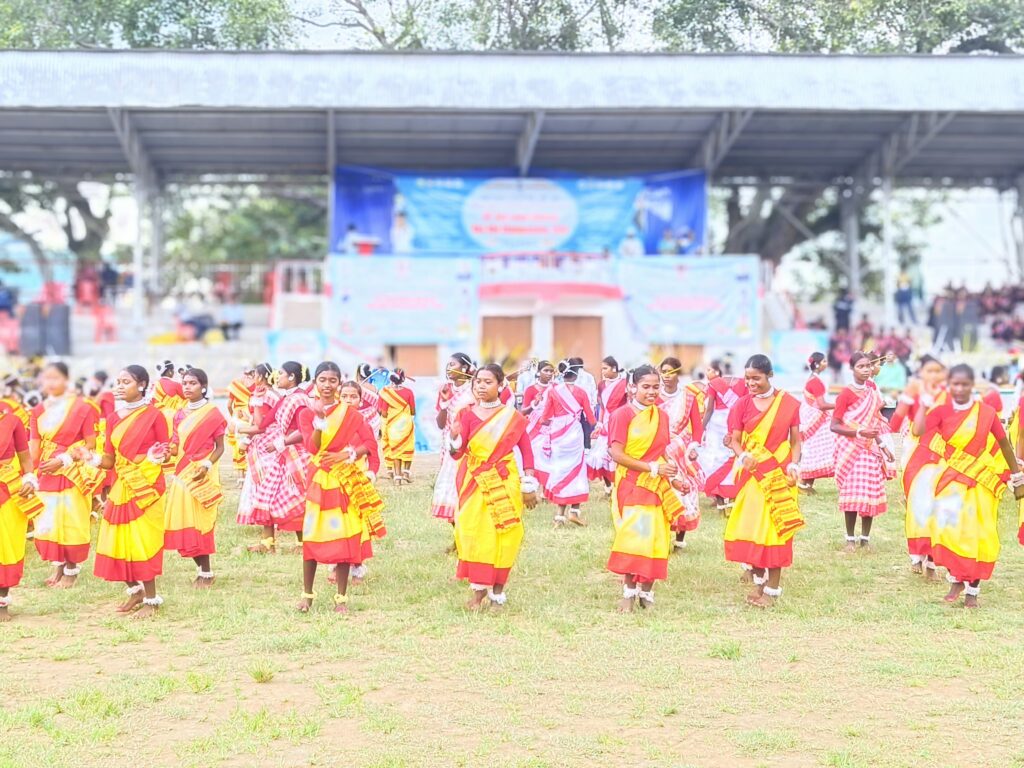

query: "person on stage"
(163, 367), (227, 588)
(723, 355), (803, 608)
(378, 368), (416, 486)
(830, 352), (895, 552)
(587, 356), (628, 495)
(449, 364), (537, 612)
(541, 360), (595, 527)
(93, 365), (170, 618)
(905, 364), (1024, 607)
(606, 365), (687, 612)
(0, 399), (41, 621)
(31, 362), (103, 589)
(797, 352), (835, 490)
(299, 363), (386, 614)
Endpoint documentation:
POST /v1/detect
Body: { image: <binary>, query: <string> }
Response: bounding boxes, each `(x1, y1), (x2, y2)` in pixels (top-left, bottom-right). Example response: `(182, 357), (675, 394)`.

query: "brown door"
(389, 344), (438, 376)
(553, 316), (602, 368)
(481, 316), (533, 366)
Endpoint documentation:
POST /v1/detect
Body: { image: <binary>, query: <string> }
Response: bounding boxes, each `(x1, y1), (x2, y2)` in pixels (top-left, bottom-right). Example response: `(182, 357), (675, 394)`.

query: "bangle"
(272, 436), (286, 453)
(313, 417), (327, 431)
(787, 462), (801, 475)
(21, 472), (38, 490)
(738, 451), (752, 464)
(57, 452), (73, 468)
(649, 462), (660, 478)
(199, 459), (213, 471)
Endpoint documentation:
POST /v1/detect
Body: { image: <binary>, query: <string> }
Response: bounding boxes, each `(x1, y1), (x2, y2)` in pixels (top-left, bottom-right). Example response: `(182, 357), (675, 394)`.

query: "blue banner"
(618, 256), (760, 346)
(324, 255), (479, 346)
(332, 167), (706, 257)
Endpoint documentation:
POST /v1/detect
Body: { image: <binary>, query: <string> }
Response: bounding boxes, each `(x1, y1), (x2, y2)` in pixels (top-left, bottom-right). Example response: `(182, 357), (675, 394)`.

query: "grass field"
(4, 463), (1024, 768)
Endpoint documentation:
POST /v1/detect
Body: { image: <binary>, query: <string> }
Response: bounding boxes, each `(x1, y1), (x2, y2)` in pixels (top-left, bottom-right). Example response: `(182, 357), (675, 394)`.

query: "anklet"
(142, 596), (164, 607)
(487, 589), (507, 605)
(637, 589), (655, 604)
(469, 583), (489, 592)
(301, 592), (316, 600)
(964, 585), (981, 597)
(946, 573), (961, 584)
(762, 586), (782, 598)
(63, 566), (81, 577)
(0, 595), (11, 608)
(333, 594), (348, 605)
(196, 570), (214, 579)
(622, 584), (640, 599)
(125, 584), (145, 596)
(752, 573), (767, 586)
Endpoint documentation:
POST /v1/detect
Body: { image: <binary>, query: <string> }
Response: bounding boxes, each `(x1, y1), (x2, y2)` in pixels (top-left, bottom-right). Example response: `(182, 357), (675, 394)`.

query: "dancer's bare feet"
(465, 591), (487, 612)
(567, 508), (587, 526)
(247, 538), (276, 554)
(297, 594), (314, 613)
(55, 574), (78, 589)
(45, 566), (63, 587)
(842, 540), (858, 554)
(617, 597), (635, 613)
(964, 593), (980, 609)
(115, 592), (144, 614)
(0, 605), (10, 623)
(747, 593), (776, 609)
(943, 582), (965, 603)
(910, 562), (923, 575)
(130, 603), (158, 620)
(192, 575), (215, 589)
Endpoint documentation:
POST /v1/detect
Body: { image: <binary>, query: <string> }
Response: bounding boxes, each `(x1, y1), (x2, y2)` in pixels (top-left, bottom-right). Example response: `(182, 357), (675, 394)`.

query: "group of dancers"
(1, 345), (1023, 621)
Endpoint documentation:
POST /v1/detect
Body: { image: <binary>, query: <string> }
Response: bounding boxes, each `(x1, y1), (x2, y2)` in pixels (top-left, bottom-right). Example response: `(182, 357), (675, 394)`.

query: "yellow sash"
(622, 406), (685, 524)
(37, 397), (103, 496)
(0, 460), (44, 519)
(315, 403), (385, 536)
(110, 408), (162, 511)
(742, 393), (804, 541)
(465, 406), (521, 530)
(927, 403), (1005, 497)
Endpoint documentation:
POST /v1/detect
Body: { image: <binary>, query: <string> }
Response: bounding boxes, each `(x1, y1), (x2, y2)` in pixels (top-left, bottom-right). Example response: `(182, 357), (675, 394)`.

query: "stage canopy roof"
(1, 50), (1024, 188)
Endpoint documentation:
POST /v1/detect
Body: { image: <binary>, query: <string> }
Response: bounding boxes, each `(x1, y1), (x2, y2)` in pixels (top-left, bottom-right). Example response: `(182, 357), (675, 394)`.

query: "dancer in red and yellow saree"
(31, 362), (103, 589)
(378, 369), (416, 485)
(94, 366), (170, 618)
(0, 400), (42, 621)
(450, 364), (537, 612)
(904, 364), (1024, 608)
(607, 365), (687, 612)
(299, 363), (385, 614)
(163, 368), (226, 588)
(723, 355), (803, 608)
(226, 368), (255, 475)
(586, 356), (628, 494)
(831, 352), (895, 552)
(798, 352), (835, 489)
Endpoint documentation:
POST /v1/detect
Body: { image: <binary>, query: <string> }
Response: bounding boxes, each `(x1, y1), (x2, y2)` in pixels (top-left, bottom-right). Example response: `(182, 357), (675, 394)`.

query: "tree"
(161, 184), (326, 298)
(0, 0), (295, 282)
(651, 0), (1024, 296)
(298, 0), (634, 50)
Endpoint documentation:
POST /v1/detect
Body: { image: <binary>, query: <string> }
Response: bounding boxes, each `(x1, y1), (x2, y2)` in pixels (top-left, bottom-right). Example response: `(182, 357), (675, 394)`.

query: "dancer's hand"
(657, 460), (678, 478)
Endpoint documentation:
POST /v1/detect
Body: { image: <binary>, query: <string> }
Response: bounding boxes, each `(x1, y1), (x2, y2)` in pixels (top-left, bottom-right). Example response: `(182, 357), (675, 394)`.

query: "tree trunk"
(0, 211), (53, 285)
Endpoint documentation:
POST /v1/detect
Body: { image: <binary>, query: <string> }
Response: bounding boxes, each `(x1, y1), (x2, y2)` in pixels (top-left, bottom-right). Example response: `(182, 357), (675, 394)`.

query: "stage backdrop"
(324, 255), (479, 346)
(332, 167), (706, 256)
(618, 256), (761, 347)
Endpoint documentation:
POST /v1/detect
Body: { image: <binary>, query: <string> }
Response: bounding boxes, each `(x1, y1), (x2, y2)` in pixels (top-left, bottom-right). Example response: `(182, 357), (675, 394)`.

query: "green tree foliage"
(159, 185), (325, 296)
(0, 0), (295, 281)
(653, 0), (1024, 55)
